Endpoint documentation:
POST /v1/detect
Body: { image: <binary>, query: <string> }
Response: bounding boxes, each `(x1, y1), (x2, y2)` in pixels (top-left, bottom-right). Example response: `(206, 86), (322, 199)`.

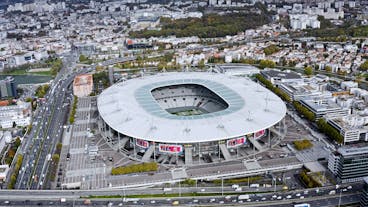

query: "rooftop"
(97, 72), (286, 143)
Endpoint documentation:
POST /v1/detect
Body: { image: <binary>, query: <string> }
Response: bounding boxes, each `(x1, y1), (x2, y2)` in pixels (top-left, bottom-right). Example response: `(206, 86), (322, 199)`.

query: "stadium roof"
(97, 72), (286, 143)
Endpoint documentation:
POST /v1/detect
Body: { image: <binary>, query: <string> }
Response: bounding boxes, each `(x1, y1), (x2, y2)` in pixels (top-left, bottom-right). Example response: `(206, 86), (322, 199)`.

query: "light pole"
(221, 177), (224, 196)
(338, 189), (342, 207)
(179, 180), (181, 197)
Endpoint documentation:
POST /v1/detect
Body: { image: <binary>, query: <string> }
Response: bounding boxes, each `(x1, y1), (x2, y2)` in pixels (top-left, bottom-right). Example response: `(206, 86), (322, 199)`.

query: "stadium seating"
(151, 84), (228, 114)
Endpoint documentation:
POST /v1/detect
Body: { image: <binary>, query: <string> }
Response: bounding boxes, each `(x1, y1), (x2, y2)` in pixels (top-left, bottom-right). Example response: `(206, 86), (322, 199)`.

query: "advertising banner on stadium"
(254, 129), (265, 139)
(136, 139), (149, 149)
(158, 144), (183, 153)
(227, 137), (246, 148)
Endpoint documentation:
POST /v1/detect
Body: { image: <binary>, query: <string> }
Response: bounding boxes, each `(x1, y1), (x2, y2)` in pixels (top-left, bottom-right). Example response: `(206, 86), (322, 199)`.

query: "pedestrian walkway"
(219, 144), (231, 160)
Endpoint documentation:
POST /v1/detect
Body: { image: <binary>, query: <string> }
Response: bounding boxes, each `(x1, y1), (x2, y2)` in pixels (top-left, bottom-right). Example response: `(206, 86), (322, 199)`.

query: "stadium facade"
(97, 72), (287, 166)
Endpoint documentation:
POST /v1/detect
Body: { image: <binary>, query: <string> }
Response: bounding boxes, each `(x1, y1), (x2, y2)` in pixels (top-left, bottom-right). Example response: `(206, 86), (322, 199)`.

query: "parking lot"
(58, 97), (141, 189)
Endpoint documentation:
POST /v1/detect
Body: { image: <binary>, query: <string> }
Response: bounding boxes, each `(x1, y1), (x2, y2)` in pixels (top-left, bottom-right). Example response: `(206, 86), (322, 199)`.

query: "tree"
(198, 59), (205, 69)
(14, 137), (21, 148)
(259, 59), (276, 69)
(79, 55), (88, 62)
(264, 45), (280, 56)
(325, 66), (332, 73)
(25, 97), (33, 102)
(360, 60), (368, 71)
(52, 154), (60, 163)
(304, 66), (313, 76)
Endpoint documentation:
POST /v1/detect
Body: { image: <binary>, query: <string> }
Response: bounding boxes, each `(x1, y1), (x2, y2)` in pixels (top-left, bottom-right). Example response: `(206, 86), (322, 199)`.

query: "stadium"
(97, 72), (287, 166)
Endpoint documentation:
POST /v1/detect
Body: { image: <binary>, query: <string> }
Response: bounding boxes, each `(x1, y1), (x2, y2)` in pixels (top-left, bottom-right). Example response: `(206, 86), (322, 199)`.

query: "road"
(14, 55), (136, 190)
(15, 52), (79, 189)
(0, 186), (361, 206)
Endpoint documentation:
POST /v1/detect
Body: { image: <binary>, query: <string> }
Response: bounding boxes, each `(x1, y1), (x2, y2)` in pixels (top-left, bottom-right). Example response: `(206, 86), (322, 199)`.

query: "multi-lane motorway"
(14, 54), (136, 190)
(16, 52), (81, 189)
(0, 184), (361, 206)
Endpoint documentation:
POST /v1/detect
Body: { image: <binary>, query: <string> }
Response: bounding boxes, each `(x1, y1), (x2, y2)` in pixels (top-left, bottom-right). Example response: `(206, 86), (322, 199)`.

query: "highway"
(0, 186), (361, 206)
(16, 52), (82, 189)
(14, 54), (136, 190)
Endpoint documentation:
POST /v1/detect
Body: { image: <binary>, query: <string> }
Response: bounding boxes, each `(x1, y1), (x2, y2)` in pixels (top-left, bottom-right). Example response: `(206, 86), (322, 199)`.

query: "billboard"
(136, 139), (149, 149)
(227, 137), (246, 148)
(158, 144), (183, 154)
(254, 129), (265, 139)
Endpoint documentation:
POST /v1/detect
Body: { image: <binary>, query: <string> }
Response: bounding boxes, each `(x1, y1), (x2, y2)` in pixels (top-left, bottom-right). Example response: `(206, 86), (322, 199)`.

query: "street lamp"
(338, 189), (342, 207)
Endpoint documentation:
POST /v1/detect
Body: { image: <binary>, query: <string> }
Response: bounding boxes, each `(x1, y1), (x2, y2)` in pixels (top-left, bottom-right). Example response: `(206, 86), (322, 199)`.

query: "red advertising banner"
(136, 139), (149, 149)
(227, 137), (246, 148)
(158, 144), (183, 153)
(254, 129), (265, 139)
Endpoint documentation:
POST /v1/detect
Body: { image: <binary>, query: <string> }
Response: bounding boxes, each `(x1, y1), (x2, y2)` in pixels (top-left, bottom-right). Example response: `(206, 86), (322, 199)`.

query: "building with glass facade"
(328, 146), (368, 183)
(360, 177), (368, 207)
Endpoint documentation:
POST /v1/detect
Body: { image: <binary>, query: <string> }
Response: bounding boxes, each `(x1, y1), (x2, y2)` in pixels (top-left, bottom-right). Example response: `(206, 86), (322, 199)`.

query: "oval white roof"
(97, 72), (286, 144)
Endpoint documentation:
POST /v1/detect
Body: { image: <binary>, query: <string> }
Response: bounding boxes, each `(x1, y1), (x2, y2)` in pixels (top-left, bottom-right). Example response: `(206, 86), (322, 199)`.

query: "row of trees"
(263, 45), (280, 56)
(255, 74), (291, 102)
(4, 137), (21, 165)
(317, 119), (344, 144)
(69, 96), (78, 124)
(256, 73), (343, 144)
(300, 170), (322, 188)
(93, 71), (110, 88)
(293, 139), (313, 151)
(35, 84), (50, 98)
(79, 55), (93, 65)
(111, 162), (158, 175)
(48, 58), (63, 76)
(292, 101), (315, 122)
(259, 59), (276, 69)
(129, 13), (270, 38)
(48, 143), (62, 182)
(8, 154), (23, 189)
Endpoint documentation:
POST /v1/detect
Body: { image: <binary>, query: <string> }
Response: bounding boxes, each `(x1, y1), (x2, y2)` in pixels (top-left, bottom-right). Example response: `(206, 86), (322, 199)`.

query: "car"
(286, 195), (292, 199)
(277, 196), (282, 200)
(219, 201), (224, 204)
(193, 200), (198, 203)
(261, 197), (266, 201)
(272, 195), (277, 199)
(209, 199), (216, 203)
(150, 200), (156, 204)
(238, 200), (243, 203)
(247, 199), (251, 202)
(347, 186), (352, 189)
(300, 196), (305, 199)
(296, 193), (301, 197)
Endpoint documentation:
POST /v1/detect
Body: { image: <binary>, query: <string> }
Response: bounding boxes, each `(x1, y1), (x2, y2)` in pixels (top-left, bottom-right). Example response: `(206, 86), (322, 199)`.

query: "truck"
(250, 184), (260, 188)
(238, 195), (250, 200)
(83, 199), (91, 205)
(163, 188), (173, 192)
(122, 198), (140, 202)
(231, 184), (239, 189)
(294, 204), (310, 207)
